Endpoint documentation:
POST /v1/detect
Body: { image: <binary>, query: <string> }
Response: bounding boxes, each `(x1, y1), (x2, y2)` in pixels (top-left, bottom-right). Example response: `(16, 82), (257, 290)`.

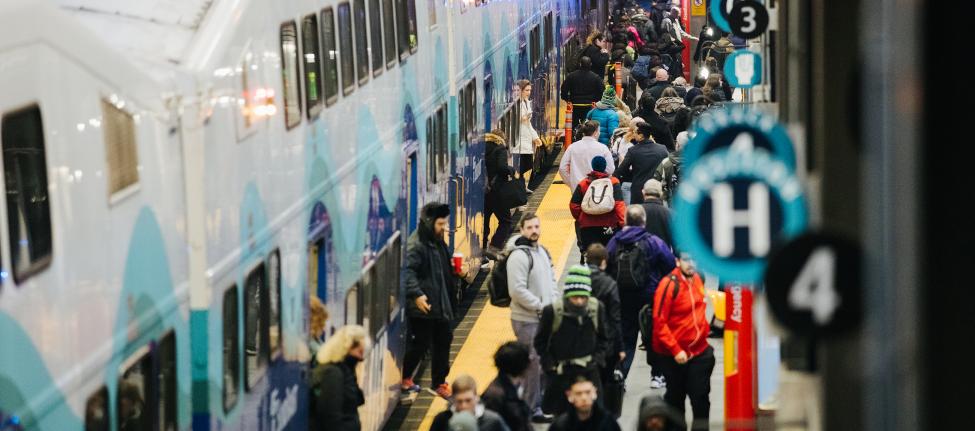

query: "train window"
(397, 0), (418, 60)
(337, 3), (355, 96)
(222, 285), (240, 412)
(353, 0), (370, 84)
(345, 284), (359, 325)
(267, 250), (282, 355)
(426, 116), (436, 183)
(244, 263), (268, 390)
(407, 0), (418, 53)
(458, 86), (466, 145)
(361, 263), (378, 336)
(117, 349), (152, 431)
(369, 0), (384, 76)
(301, 15), (323, 119)
(102, 98), (140, 197)
(437, 105), (447, 176)
(157, 333), (177, 431)
(382, 0), (397, 67)
(320, 9), (340, 105)
(84, 387), (109, 431)
(2, 105), (53, 284)
(530, 26), (540, 69)
(279, 22), (302, 129)
(545, 13), (554, 55)
(427, 0), (436, 27)
(467, 80), (477, 140)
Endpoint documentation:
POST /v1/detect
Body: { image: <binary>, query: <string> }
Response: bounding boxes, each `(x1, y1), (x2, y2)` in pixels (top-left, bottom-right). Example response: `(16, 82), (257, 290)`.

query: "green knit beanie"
(563, 265), (593, 297)
(600, 86), (618, 106)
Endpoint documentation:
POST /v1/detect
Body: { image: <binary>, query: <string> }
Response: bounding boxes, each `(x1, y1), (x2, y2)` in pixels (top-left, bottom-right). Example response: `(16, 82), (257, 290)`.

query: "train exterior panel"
(0, 0), (586, 429)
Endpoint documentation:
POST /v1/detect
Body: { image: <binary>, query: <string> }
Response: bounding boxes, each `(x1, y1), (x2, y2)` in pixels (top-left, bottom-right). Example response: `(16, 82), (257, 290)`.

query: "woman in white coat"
(514, 79), (542, 193)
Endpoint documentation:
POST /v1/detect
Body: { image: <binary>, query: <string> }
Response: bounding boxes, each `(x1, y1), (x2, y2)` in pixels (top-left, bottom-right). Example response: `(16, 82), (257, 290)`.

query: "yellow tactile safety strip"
(416, 173), (578, 430)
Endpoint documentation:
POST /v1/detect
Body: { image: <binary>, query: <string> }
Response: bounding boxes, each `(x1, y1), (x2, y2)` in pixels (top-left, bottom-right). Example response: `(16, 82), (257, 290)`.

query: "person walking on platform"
(606, 205), (676, 380)
(484, 130), (517, 259)
(535, 265), (611, 416)
(560, 121), (616, 192)
(637, 396), (686, 431)
(653, 130), (687, 207)
(561, 57), (605, 128)
(547, 376), (622, 431)
(584, 244), (625, 417)
(402, 202), (457, 399)
(582, 31), (611, 82)
(431, 375), (510, 431)
(617, 122), (670, 204)
(570, 156), (626, 254)
(586, 87), (622, 145)
(652, 253), (715, 430)
(505, 212), (558, 423)
(310, 325), (368, 431)
(639, 180), (674, 250)
(515, 80), (543, 192)
(646, 69), (673, 101)
(483, 342), (534, 431)
(632, 96), (676, 153)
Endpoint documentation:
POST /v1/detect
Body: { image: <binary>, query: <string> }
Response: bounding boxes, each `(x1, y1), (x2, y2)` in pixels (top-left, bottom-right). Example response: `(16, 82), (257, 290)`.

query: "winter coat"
(653, 151), (681, 205)
(506, 236), (558, 323)
(654, 97), (691, 138)
(616, 140), (669, 204)
(586, 104), (620, 145)
(606, 227), (676, 303)
(646, 79), (672, 101)
(514, 99), (539, 154)
(482, 374), (533, 431)
(684, 86), (704, 106)
(581, 44), (610, 80)
(569, 171), (626, 229)
(534, 298), (611, 372)
(640, 198), (673, 251)
(589, 266), (624, 355)
(404, 221), (456, 321)
(652, 269), (710, 357)
(609, 129), (634, 168)
(558, 136), (616, 191)
(311, 357), (365, 431)
(485, 136), (513, 185)
(548, 403), (622, 431)
(430, 406), (510, 431)
(560, 69), (605, 105)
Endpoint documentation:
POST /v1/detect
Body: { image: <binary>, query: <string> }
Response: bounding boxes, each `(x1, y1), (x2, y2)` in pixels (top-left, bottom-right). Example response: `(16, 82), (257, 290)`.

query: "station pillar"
(725, 285), (757, 431)
(565, 104), (573, 147)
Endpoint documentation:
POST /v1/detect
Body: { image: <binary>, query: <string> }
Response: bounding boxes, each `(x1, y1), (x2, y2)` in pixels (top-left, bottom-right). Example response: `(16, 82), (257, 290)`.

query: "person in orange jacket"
(569, 156), (627, 257)
(651, 253), (715, 431)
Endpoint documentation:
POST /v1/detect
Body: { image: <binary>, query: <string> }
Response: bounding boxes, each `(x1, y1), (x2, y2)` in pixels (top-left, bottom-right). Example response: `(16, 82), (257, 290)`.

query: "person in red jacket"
(651, 253), (715, 431)
(569, 156), (626, 257)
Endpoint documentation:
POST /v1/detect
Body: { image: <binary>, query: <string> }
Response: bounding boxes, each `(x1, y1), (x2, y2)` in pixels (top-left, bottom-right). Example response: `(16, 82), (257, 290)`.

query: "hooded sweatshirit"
(505, 236), (558, 323)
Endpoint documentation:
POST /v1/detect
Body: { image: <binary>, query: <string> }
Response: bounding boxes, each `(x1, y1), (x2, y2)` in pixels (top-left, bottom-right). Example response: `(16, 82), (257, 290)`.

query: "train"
(0, 0), (611, 430)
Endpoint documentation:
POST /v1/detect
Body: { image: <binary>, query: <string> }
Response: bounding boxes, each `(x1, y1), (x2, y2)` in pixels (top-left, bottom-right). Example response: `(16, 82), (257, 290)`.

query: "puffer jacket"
(569, 171), (626, 229)
(586, 103), (620, 145)
(311, 357), (365, 431)
(654, 97), (691, 138)
(404, 220), (456, 321)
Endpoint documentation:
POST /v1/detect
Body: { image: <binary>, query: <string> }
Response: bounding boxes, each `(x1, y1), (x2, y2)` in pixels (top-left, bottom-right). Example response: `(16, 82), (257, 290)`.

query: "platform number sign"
(730, 1), (770, 39)
(764, 232), (862, 335)
(683, 106), (797, 171)
(710, 0), (735, 32)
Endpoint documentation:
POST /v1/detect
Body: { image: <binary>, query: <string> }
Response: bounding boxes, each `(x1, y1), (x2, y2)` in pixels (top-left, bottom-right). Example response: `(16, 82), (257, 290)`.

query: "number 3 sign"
(730, 0), (770, 39)
(764, 232), (862, 335)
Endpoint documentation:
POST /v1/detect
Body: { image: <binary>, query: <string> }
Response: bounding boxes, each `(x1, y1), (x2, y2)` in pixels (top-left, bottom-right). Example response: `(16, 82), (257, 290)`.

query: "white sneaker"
(650, 375), (666, 389)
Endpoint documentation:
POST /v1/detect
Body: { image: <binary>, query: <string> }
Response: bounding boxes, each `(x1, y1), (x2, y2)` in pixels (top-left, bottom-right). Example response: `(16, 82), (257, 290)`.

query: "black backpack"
(638, 275), (680, 356)
(614, 241), (651, 293)
(663, 159), (681, 204)
(488, 245), (537, 307)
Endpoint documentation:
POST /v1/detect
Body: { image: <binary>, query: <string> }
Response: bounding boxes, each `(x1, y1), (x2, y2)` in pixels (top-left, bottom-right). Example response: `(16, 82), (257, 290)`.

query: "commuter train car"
(0, 0), (585, 430)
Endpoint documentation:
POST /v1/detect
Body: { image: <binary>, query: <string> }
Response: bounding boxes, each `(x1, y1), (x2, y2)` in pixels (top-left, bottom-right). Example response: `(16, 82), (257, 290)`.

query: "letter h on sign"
(711, 182), (770, 257)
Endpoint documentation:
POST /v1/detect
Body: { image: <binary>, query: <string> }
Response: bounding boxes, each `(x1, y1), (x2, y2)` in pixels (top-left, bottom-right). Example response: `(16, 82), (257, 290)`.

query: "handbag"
(492, 174), (528, 209)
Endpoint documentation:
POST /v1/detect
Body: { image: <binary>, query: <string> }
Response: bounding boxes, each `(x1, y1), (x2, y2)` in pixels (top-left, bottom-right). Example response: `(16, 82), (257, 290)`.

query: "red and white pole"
(614, 62), (623, 99)
(725, 285), (757, 431)
(564, 103), (573, 147)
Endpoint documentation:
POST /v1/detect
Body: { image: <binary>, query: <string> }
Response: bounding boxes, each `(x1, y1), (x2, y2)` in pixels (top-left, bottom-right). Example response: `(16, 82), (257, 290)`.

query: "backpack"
(613, 241), (651, 292)
(659, 109), (679, 130)
(551, 298), (600, 334)
(637, 275), (680, 350)
(581, 177), (616, 215)
(663, 159), (681, 204)
(488, 246), (532, 307)
(632, 55), (652, 82)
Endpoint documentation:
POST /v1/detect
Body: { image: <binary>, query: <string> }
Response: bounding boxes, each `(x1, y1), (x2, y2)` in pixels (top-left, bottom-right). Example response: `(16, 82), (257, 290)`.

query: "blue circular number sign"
(684, 105), (797, 172)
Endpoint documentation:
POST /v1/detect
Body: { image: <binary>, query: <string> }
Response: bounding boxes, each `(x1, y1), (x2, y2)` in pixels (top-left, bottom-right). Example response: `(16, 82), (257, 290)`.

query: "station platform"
(385, 153), (724, 430)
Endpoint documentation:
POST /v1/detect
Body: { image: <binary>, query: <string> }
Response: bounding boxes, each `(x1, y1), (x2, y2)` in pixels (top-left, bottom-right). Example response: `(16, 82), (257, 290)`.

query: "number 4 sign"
(764, 232), (862, 335)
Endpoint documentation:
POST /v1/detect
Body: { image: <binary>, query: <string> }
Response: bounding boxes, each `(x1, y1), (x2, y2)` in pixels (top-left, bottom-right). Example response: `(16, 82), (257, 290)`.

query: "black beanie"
(421, 202), (450, 222)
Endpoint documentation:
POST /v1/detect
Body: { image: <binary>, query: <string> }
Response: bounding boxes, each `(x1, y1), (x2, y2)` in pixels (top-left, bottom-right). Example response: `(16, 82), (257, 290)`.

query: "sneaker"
(432, 383), (452, 399)
(401, 378), (421, 393)
(531, 408), (554, 423)
(650, 375), (667, 389)
(526, 187), (534, 194)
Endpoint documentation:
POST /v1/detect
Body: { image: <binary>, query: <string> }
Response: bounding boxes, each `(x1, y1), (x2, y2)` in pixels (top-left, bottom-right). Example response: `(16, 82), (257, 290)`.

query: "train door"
(406, 152), (418, 235)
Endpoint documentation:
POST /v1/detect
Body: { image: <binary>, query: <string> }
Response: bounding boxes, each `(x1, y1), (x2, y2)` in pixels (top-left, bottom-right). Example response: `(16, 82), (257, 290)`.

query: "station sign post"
(725, 285), (756, 431)
(565, 104), (573, 147)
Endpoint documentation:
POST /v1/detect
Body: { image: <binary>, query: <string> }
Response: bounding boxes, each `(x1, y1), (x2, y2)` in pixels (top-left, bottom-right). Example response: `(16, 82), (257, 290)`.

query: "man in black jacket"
(639, 180), (674, 250)
(548, 376), (622, 431)
(581, 32), (611, 81)
(535, 265), (611, 416)
(402, 202), (457, 399)
(617, 122), (670, 204)
(560, 57), (605, 128)
(484, 130), (515, 257)
(482, 342), (534, 431)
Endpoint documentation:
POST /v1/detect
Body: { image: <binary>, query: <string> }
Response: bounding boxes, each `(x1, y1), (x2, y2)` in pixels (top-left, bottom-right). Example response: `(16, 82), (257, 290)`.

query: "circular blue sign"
(710, 0), (734, 33)
(723, 50), (763, 88)
(673, 148), (808, 284)
(684, 105), (797, 172)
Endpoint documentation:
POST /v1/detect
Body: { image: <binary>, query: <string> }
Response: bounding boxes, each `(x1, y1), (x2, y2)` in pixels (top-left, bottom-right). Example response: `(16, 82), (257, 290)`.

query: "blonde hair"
(310, 296), (329, 338)
(452, 374), (478, 396)
(316, 325), (369, 364)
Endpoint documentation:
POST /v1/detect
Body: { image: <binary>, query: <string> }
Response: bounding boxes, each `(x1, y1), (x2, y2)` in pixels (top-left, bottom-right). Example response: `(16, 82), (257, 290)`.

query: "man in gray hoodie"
(505, 212), (558, 423)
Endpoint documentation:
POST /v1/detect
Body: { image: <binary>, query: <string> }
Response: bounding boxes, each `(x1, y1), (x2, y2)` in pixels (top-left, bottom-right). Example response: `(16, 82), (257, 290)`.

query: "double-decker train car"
(0, 0), (591, 430)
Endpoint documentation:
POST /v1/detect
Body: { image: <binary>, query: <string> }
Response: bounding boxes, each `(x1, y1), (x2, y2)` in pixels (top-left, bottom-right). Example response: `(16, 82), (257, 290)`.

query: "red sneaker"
(401, 378), (420, 393)
(433, 383), (452, 399)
